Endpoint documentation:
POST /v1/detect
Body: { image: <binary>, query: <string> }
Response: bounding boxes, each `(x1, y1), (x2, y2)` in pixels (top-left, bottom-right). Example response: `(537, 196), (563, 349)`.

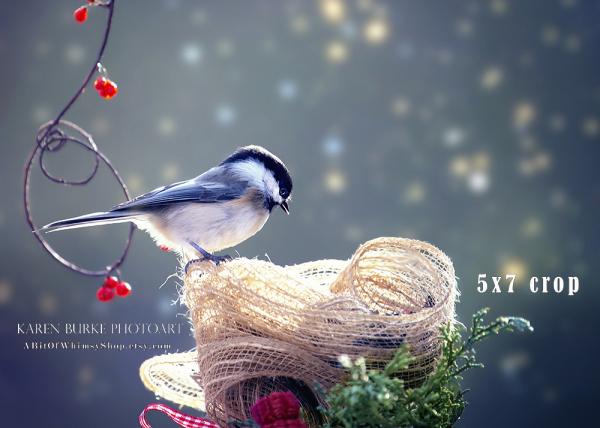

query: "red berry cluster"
(97, 276), (132, 302)
(94, 76), (119, 100)
(250, 392), (308, 428)
(73, 2), (120, 100)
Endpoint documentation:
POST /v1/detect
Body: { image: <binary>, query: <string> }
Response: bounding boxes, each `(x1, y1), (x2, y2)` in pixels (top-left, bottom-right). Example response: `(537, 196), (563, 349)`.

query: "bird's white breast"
(137, 192), (270, 259)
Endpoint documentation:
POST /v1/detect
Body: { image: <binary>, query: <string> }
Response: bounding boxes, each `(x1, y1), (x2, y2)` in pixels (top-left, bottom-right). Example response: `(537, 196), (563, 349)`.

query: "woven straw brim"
(139, 350), (206, 411)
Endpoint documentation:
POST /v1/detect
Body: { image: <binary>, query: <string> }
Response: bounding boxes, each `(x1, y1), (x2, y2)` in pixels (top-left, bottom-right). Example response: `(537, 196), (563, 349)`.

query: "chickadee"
(42, 145), (293, 269)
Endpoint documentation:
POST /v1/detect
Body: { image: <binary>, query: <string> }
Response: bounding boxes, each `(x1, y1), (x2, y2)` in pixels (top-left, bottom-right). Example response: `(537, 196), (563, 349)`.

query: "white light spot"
(513, 101), (536, 129)
(157, 116), (177, 137)
(450, 156), (470, 177)
(480, 66), (504, 90)
(499, 259), (528, 280)
(548, 114), (566, 132)
(391, 97), (411, 117)
(91, 116), (111, 136)
(550, 189), (567, 209)
(32, 105), (51, 124)
(277, 79), (298, 100)
(190, 9), (207, 26)
(322, 135), (344, 157)
(560, 0), (578, 8)
(541, 25), (559, 46)
(126, 174), (144, 194)
(162, 163), (180, 181)
(442, 127), (466, 148)
(215, 105), (237, 127)
(35, 40), (52, 57)
(0, 280), (13, 305)
(65, 44), (86, 65)
(403, 181), (426, 205)
(324, 169), (347, 194)
(39, 293), (58, 315)
(363, 19), (389, 45)
(340, 21), (357, 40)
(467, 171), (490, 194)
(455, 19), (473, 37)
(290, 15), (310, 34)
(158, 297), (175, 315)
(320, 0), (346, 24)
(564, 34), (581, 53)
(490, 0), (509, 15)
(521, 217), (543, 238)
(325, 40), (349, 64)
(216, 39), (235, 58)
(582, 117), (599, 137)
(397, 42), (414, 59)
(344, 225), (363, 242)
(180, 43), (203, 65)
(500, 352), (531, 376)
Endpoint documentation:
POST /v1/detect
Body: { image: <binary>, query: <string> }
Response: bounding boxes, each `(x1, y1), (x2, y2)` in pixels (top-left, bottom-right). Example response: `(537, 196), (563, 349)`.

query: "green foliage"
(320, 308), (533, 428)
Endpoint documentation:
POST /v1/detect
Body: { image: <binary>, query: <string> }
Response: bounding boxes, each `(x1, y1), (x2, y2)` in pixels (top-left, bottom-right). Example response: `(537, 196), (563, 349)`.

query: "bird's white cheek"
(262, 171), (281, 202)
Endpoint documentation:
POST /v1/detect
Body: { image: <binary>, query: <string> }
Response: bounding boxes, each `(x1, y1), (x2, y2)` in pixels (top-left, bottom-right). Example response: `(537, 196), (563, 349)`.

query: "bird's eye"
(279, 188), (289, 198)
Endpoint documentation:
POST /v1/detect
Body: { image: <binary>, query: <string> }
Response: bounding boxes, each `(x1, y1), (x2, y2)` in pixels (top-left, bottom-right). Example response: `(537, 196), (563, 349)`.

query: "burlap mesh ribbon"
(140, 237), (457, 427)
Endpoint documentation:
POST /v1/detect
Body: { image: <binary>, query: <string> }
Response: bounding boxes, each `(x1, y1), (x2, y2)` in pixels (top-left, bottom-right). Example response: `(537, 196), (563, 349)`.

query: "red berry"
(115, 282), (132, 297)
(94, 76), (108, 91)
(101, 81), (118, 99)
(74, 6), (88, 24)
(103, 275), (119, 289)
(96, 286), (114, 302)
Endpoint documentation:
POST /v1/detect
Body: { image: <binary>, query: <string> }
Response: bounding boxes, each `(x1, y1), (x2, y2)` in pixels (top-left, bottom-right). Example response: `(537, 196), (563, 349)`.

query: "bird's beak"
(280, 200), (290, 215)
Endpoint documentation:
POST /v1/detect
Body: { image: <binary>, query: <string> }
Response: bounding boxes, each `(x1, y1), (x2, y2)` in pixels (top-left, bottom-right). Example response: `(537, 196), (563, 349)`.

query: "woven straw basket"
(140, 237), (457, 426)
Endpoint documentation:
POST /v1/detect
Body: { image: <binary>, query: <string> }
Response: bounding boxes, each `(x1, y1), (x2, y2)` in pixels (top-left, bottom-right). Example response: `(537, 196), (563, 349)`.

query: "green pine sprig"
(320, 308), (533, 428)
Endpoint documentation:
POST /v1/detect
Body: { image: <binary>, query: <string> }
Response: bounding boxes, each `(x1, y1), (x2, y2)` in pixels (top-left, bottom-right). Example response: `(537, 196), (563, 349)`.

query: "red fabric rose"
(250, 392), (308, 428)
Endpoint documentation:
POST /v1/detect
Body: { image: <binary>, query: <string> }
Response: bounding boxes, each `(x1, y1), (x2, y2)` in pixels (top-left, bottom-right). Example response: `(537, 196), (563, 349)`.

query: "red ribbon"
(140, 391), (307, 428)
(139, 403), (219, 428)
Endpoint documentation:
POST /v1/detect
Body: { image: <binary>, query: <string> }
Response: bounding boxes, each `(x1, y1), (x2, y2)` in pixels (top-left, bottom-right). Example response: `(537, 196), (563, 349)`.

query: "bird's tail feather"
(41, 211), (138, 233)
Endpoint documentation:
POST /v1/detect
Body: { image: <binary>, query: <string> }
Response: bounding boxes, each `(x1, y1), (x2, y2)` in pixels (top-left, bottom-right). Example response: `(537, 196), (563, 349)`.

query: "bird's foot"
(184, 254), (232, 274)
(201, 253), (233, 265)
(184, 242), (233, 274)
(184, 258), (203, 274)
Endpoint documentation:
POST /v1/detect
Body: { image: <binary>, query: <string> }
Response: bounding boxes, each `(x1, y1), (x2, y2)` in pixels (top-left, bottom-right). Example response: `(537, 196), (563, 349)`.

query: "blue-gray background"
(1, 0), (599, 426)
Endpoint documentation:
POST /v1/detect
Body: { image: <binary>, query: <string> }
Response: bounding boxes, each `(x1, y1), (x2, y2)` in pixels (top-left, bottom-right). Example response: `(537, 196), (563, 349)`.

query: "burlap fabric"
(140, 237), (457, 426)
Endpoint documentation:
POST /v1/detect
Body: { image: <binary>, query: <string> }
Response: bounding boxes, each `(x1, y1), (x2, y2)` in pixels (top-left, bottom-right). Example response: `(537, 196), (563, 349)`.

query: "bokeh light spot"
(325, 40), (349, 64)
(324, 169), (347, 194)
(363, 19), (389, 45)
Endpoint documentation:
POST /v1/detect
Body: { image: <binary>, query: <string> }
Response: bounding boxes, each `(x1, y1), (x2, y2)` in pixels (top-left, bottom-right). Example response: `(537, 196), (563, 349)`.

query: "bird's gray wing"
(111, 177), (245, 212)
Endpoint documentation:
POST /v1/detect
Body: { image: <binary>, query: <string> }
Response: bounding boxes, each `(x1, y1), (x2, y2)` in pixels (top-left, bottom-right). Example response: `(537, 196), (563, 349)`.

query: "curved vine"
(23, 0), (134, 278)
